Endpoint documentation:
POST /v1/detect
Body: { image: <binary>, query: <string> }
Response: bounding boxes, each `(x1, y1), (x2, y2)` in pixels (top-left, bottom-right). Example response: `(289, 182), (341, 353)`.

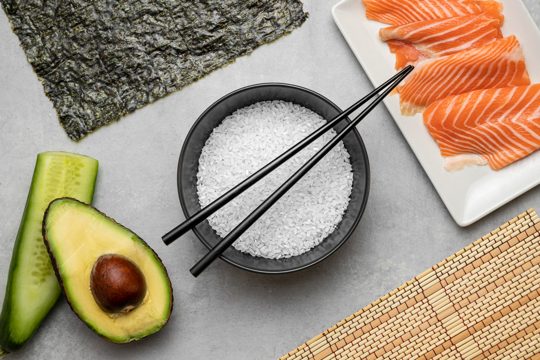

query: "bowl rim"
(177, 82), (371, 274)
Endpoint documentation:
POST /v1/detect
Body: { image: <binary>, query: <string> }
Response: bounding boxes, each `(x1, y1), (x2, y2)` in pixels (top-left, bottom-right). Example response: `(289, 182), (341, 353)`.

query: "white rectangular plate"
(332, 0), (540, 226)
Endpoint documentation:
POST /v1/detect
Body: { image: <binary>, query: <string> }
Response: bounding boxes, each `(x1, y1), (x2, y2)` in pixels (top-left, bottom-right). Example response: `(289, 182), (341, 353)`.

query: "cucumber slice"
(0, 152), (98, 352)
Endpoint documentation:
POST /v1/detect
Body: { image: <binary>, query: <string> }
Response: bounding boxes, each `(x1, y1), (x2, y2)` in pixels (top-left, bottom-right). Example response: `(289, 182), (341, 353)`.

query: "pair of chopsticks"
(163, 65), (414, 277)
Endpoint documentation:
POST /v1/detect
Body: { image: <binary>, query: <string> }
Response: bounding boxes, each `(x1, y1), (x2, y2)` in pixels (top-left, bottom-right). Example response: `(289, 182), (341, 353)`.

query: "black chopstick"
(162, 65), (414, 246)
(189, 66), (414, 277)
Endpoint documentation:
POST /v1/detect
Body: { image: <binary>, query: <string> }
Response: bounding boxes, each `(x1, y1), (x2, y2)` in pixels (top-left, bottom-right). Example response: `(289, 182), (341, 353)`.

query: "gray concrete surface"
(0, 1), (538, 359)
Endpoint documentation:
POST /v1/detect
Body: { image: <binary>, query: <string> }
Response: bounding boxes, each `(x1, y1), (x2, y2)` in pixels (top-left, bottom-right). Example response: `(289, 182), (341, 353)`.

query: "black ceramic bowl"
(178, 83), (370, 274)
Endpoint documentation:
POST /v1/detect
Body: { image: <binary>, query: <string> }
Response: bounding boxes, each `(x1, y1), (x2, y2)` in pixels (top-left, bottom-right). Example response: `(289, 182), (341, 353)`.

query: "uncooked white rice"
(196, 100), (353, 259)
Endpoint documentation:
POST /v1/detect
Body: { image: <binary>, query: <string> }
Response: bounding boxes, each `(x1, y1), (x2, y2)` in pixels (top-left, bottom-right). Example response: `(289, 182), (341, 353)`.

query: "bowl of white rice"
(178, 83), (369, 274)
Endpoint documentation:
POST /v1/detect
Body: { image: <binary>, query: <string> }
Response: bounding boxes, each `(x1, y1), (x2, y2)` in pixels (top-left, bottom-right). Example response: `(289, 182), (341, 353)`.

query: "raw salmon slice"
(397, 36), (530, 115)
(380, 15), (502, 69)
(423, 84), (540, 171)
(363, 0), (503, 26)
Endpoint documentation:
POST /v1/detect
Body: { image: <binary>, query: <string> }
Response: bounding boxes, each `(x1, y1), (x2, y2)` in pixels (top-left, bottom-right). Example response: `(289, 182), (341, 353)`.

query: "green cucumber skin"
(0, 152), (98, 352)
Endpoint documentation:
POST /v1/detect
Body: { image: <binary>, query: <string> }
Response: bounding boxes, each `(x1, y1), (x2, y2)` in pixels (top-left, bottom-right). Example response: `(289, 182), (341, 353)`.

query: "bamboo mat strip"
(281, 209), (540, 360)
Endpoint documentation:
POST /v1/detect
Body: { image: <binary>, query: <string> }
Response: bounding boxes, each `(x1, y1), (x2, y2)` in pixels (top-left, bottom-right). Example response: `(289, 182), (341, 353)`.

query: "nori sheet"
(2, 0), (308, 140)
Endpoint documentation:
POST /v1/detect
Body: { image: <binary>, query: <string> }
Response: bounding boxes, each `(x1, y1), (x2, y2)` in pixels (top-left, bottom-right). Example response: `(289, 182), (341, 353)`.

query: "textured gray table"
(0, 1), (538, 359)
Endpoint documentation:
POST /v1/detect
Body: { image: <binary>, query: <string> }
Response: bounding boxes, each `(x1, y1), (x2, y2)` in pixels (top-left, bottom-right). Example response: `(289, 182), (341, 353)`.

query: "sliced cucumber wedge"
(0, 152), (98, 352)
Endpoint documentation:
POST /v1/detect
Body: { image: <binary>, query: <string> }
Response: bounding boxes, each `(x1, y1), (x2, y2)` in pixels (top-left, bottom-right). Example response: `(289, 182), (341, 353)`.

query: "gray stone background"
(0, 1), (538, 359)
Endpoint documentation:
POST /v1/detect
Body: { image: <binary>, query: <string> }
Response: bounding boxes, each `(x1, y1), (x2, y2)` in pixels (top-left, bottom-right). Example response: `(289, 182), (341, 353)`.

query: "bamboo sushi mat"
(281, 209), (540, 360)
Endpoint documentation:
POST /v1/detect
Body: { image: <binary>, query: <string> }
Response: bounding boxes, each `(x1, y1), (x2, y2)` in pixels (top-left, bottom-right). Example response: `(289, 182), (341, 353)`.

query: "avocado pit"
(90, 254), (146, 314)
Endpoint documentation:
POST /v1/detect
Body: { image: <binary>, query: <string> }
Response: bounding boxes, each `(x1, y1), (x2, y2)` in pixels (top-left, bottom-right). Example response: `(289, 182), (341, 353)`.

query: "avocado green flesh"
(44, 198), (172, 343)
(0, 152), (98, 352)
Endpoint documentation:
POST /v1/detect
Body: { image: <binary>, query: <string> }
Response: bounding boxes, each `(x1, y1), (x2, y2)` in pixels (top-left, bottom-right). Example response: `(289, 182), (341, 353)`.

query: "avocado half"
(42, 198), (173, 343)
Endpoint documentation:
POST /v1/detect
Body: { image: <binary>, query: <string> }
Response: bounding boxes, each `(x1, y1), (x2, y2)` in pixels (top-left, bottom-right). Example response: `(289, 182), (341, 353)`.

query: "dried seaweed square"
(2, 0), (308, 140)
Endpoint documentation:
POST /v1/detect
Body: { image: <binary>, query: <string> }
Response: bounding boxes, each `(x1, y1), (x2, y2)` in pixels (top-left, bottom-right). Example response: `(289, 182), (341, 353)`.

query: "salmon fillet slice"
(397, 36), (531, 115)
(363, 0), (503, 26)
(423, 84), (540, 171)
(380, 15), (502, 69)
